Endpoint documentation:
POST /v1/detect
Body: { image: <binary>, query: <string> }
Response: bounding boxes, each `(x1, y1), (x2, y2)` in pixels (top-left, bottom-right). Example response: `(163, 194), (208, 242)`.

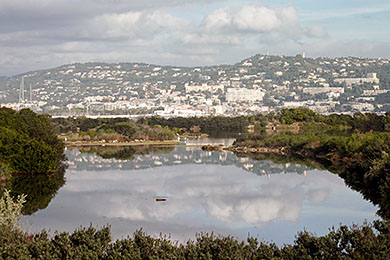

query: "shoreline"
(65, 140), (180, 147)
(201, 144), (288, 154)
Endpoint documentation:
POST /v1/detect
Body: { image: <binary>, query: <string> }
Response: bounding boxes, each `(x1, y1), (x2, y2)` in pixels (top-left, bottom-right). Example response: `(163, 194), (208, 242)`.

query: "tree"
(0, 108), (65, 174)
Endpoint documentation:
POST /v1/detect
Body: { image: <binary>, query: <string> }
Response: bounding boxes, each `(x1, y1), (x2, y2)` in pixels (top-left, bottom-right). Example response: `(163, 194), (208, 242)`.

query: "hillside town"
(1, 53), (390, 116)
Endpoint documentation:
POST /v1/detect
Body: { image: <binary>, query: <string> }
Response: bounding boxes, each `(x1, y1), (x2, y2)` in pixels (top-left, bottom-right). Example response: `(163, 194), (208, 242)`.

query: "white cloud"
(204, 7), (232, 31)
(301, 4), (390, 21)
(83, 10), (188, 41)
(305, 25), (328, 38)
(234, 5), (281, 32)
(203, 5), (300, 34)
(0, 1), (388, 76)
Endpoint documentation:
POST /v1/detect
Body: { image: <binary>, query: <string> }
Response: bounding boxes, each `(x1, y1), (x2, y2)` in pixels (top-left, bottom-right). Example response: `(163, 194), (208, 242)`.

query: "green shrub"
(0, 189), (26, 229)
(0, 108), (65, 174)
(0, 221), (389, 259)
(0, 161), (11, 181)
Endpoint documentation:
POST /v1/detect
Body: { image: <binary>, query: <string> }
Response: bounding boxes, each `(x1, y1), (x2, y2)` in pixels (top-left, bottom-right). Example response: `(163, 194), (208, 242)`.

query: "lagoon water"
(22, 143), (378, 245)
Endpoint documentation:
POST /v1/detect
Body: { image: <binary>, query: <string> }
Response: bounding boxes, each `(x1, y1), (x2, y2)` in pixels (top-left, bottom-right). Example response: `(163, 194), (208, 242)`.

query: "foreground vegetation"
(0, 108), (65, 175)
(0, 107), (67, 215)
(0, 220), (389, 259)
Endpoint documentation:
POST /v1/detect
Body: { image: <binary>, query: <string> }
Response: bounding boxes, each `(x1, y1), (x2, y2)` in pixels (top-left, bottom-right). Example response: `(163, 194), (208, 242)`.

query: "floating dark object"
(155, 196), (167, 202)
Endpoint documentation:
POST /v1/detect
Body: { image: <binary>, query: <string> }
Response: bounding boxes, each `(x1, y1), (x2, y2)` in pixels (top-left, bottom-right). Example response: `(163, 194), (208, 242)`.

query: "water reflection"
(67, 146), (311, 176)
(77, 145), (174, 161)
(2, 168), (66, 215)
(23, 146), (377, 245)
(235, 151), (390, 220)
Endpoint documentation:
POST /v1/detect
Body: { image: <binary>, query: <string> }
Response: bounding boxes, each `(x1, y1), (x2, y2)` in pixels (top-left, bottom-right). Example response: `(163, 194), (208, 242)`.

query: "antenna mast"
(19, 76), (25, 104)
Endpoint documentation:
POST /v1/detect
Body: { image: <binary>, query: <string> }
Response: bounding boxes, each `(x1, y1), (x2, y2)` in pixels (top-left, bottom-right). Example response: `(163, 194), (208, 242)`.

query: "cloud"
(203, 7), (232, 31)
(301, 4), (390, 21)
(203, 5), (300, 34)
(235, 6), (280, 32)
(0, 1), (388, 76)
(305, 25), (328, 38)
(292, 39), (390, 59)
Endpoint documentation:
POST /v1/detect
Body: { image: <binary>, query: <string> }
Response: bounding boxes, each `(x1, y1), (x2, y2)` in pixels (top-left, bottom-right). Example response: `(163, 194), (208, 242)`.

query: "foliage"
(0, 221), (389, 259)
(53, 117), (178, 142)
(0, 161), (12, 181)
(52, 109), (390, 143)
(272, 108), (390, 133)
(0, 108), (65, 174)
(278, 108), (317, 124)
(0, 189), (26, 229)
(137, 115), (250, 134)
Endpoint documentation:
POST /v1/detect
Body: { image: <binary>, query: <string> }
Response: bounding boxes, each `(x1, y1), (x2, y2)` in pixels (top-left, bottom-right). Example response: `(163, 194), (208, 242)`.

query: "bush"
(0, 221), (389, 259)
(0, 189), (26, 229)
(0, 161), (11, 181)
(0, 108), (65, 174)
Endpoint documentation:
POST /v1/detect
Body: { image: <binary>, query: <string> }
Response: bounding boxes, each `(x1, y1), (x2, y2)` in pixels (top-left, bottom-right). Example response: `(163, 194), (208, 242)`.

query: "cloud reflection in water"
(24, 151), (377, 244)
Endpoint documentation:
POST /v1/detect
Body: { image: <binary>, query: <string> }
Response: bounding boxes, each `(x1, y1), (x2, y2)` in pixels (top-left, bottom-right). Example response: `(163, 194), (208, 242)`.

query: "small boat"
(155, 196), (168, 202)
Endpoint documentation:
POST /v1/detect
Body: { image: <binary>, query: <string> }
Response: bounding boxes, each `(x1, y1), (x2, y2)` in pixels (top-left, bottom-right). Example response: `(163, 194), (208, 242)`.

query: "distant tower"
(30, 83), (33, 101)
(19, 76), (25, 104)
(302, 52), (306, 59)
(266, 49), (269, 56)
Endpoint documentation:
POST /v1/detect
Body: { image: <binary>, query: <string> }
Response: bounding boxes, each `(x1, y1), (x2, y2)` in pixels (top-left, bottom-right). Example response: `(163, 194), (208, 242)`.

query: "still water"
(23, 144), (378, 245)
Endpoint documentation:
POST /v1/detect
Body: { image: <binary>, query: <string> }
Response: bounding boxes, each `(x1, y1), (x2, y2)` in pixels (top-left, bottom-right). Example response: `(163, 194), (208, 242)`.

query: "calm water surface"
(23, 144), (378, 245)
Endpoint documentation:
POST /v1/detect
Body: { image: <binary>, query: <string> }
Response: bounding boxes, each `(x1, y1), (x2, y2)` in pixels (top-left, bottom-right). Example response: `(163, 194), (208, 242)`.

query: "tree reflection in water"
(77, 145), (175, 160)
(1, 167), (66, 215)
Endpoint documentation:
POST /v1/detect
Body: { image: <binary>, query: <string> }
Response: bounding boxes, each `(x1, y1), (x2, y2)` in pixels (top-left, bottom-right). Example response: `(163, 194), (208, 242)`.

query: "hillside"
(1, 54), (390, 115)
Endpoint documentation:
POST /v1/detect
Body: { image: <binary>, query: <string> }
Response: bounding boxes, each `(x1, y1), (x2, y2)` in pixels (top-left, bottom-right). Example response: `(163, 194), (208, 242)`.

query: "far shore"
(65, 140), (180, 147)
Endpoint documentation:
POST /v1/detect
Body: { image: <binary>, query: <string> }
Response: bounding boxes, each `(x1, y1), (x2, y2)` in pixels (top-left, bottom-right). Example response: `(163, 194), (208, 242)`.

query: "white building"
(303, 87), (344, 95)
(363, 89), (390, 96)
(351, 103), (375, 111)
(185, 83), (224, 93)
(283, 101), (307, 108)
(334, 73), (379, 87)
(154, 106), (206, 118)
(226, 88), (265, 102)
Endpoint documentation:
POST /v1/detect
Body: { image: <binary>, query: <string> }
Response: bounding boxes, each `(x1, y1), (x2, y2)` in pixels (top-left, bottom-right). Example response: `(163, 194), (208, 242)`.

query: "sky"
(1, 0), (390, 76)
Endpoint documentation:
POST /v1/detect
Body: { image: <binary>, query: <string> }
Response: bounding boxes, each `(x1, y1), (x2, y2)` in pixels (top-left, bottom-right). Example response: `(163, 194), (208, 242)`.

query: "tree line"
(50, 108), (390, 139)
(274, 108), (390, 132)
(0, 108), (65, 175)
(136, 115), (250, 134)
(51, 117), (177, 142)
